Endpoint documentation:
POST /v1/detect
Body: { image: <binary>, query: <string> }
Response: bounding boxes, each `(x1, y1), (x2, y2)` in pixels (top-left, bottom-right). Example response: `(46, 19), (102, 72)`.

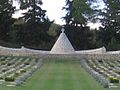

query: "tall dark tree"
(63, 0), (73, 25)
(63, 0), (98, 50)
(18, 0), (48, 23)
(63, 0), (96, 26)
(0, 0), (16, 41)
(15, 0), (52, 49)
(98, 0), (120, 50)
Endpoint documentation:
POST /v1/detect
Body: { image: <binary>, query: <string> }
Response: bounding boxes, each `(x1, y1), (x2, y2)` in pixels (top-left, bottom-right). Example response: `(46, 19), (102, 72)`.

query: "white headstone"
(50, 28), (75, 54)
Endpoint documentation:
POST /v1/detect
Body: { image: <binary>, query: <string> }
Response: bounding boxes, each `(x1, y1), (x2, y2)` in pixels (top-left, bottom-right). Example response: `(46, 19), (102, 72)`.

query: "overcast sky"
(42, 0), (66, 25)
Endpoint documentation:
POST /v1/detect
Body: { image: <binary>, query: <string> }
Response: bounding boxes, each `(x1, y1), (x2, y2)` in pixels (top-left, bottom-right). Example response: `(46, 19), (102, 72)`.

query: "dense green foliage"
(0, 0), (53, 49)
(0, 0), (16, 41)
(63, 0), (120, 50)
(0, 0), (119, 50)
(15, 0), (53, 50)
(97, 0), (120, 50)
(63, 0), (99, 50)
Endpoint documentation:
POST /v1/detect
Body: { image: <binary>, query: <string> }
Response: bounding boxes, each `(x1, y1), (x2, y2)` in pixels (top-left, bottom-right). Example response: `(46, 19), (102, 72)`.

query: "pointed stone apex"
(50, 28), (75, 54)
(61, 28), (65, 33)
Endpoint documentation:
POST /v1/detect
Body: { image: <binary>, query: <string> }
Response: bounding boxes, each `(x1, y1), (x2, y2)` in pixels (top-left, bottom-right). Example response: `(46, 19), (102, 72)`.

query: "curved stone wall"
(0, 46), (119, 60)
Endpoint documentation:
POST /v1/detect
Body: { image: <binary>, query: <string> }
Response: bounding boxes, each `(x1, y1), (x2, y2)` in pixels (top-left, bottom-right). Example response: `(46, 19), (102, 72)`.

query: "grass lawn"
(0, 61), (119, 90)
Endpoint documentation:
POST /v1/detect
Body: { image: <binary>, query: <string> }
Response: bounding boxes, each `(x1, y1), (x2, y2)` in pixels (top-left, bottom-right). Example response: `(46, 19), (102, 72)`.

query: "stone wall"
(0, 46), (49, 57)
(76, 47), (106, 54)
(0, 46), (119, 60)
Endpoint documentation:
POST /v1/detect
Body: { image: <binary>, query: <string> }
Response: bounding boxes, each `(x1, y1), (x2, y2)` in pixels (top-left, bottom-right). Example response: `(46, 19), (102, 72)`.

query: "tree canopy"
(0, 0), (16, 41)
(0, 0), (119, 50)
(97, 0), (120, 50)
(62, 0), (99, 50)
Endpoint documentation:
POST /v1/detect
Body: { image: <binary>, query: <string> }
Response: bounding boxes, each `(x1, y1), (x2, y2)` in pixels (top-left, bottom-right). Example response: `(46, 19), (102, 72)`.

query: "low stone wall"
(0, 46), (119, 60)
(76, 47), (106, 54)
(0, 51), (119, 60)
(0, 46), (49, 57)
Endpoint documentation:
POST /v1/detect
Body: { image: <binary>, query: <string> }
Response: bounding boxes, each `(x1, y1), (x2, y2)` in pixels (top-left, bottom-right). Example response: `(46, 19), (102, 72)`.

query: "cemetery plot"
(80, 59), (120, 88)
(0, 56), (43, 86)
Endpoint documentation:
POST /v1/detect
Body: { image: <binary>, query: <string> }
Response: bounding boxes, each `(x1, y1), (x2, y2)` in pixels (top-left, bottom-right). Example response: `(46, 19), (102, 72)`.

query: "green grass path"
(0, 63), (115, 90)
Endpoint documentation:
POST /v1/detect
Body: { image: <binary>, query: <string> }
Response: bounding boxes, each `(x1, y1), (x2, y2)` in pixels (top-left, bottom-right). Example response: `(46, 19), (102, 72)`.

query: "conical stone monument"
(50, 28), (75, 54)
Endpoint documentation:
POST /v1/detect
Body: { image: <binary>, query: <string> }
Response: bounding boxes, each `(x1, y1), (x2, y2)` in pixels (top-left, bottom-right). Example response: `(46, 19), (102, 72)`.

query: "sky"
(13, 0), (105, 29)
(42, 0), (66, 25)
